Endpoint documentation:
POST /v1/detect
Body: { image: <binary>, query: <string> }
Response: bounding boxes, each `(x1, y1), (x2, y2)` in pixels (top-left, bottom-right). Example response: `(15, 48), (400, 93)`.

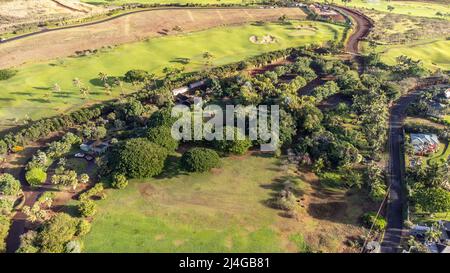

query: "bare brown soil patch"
(0, 0), (105, 34)
(0, 7), (305, 69)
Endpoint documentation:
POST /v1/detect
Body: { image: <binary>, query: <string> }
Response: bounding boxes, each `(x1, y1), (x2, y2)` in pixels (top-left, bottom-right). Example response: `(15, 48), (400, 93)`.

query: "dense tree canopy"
(146, 125), (179, 152)
(107, 138), (168, 178)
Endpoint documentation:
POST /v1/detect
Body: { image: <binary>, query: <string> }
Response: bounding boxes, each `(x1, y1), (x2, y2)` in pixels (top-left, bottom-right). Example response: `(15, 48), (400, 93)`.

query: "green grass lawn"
(83, 155), (308, 252)
(374, 39), (450, 71)
(427, 141), (450, 166)
(0, 20), (343, 130)
(317, 0), (450, 20)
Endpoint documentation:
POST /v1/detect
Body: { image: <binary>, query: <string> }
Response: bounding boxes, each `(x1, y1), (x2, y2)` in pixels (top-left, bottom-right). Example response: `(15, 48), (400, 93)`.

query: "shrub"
(64, 240), (82, 253)
(362, 212), (387, 231)
(213, 127), (252, 155)
(146, 125), (179, 152)
(39, 213), (78, 253)
(181, 148), (220, 172)
(76, 219), (91, 236)
(0, 215), (11, 252)
(124, 69), (150, 82)
(107, 138), (168, 178)
(0, 173), (21, 196)
(77, 199), (97, 217)
(111, 173), (128, 189)
(25, 168), (47, 186)
(0, 69), (17, 80)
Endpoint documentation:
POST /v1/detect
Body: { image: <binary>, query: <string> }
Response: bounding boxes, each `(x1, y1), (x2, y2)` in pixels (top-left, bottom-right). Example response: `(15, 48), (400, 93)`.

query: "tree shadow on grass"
(170, 57), (191, 65)
(154, 154), (187, 179)
(32, 86), (50, 90)
(10, 91), (33, 96)
(54, 92), (72, 98)
(0, 98), (15, 101)
(27, 98), (50, 103)
(52, 204), (79, 217)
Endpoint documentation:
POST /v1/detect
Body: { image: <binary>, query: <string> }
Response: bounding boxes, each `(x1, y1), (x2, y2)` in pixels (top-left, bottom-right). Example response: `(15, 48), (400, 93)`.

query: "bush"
(77, 199), (97, 217)
(76, 219), (91, 236)
(107, 138), (168, 178)
(213, 127), (252, 155)
(0, 69), (17, 80)
(0, 215), (10, 252)
(146, 125), (179, 152)
(124, 69), (150, 82)
(111, 173), (128, 189)
(0, 173), (21, 196)
(25, 168), (47, 186)
(362, 212), (387, 231)
(39, 213), (78, 253)
(181, 148), (220, 172)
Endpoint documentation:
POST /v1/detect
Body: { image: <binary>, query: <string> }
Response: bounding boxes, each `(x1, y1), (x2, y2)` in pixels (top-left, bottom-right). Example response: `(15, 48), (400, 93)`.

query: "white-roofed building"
(410, 133), (440, 155)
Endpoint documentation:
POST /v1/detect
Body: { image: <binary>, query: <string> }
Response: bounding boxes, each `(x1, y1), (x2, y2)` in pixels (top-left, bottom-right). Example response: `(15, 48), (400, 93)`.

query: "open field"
(0, 20), (343, 129)
(317, 0), (450, 20)
(376, 39), (450, 71)
(0, 7), (306, 69)
(83, 154), (367, 253)
(0, 0), (105, 33)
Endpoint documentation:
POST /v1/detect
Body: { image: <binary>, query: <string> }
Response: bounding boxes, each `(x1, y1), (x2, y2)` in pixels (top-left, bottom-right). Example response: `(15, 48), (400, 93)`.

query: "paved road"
(380, 91), (419, 253)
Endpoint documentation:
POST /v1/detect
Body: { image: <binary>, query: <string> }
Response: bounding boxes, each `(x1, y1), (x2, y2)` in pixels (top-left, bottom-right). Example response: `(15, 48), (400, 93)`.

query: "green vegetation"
(376, 39), (450, 71)
(0, 21), (343, 128)
(427, 141), (450, 166)
(25, 168), (47, 186)
(84, 156), (301, 252)
(107, 138), (169, 178)
(181, 147), (220, 172)
(362, 212), (387, 231)
(146, 126), (179, 152)
(318, 0), (450, 20)
(0, 173), (21, 196)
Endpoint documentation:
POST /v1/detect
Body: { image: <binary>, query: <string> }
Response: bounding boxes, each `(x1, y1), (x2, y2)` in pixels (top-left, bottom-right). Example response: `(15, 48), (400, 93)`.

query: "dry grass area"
(0, 0), (105, 33)
(365, 9), (450, 45)
(0, 7), (305, 69)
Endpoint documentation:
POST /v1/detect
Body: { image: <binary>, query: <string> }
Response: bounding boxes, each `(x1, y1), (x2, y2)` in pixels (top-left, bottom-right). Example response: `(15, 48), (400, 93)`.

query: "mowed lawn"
(317, 0), (450, 20)
(0, 21), (343, 129)
(83, 155), (305, 253)
(378, 39), (450, 70)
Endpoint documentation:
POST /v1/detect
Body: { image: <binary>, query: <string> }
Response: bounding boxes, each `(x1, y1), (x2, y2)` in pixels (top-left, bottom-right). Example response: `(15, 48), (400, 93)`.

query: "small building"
(410, 133), (440, 155)
(172, 86), (189, 96)
(80, 140), (109, 155)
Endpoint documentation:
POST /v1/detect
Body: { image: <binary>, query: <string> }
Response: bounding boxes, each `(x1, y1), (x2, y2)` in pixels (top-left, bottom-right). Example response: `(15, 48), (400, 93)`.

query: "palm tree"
(52, 83), (61, 93)
(104, 83), (112, 96)
(202, 51), (214, 67)
(98, 72), (108, 84)
(72, 78), (82, 88)
(114, 78), (124, 96)
(79, 86), (89, 99)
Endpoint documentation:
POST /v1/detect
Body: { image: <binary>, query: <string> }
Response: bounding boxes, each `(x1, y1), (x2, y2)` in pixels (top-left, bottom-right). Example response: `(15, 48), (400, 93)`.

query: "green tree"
(107, 138), (168, 178)
(181, 148), (220, 172)
(39, 213), (78, 253)
(25, 168), (47, 186)
(146, 125), (179, 152)
(0, 173), (21, 196)
(413, 187), (450, 213)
